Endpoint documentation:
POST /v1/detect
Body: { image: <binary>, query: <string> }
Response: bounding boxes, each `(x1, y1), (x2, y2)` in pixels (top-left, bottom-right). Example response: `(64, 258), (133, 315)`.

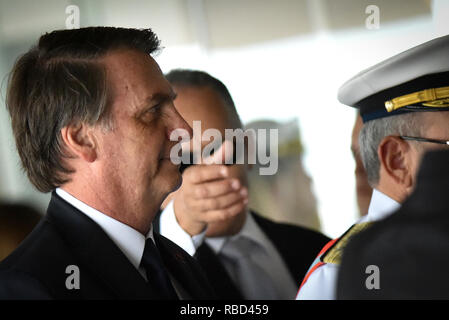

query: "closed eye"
(148, 103), (162, 113)
(136, 104), (162, 124)
(137, 91), (176, 121)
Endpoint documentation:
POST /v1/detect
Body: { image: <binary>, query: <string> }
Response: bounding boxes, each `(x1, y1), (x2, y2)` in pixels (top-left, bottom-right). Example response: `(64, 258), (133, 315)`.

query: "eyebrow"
(148, 90), (177, 104)
(137, 91), (177, 115)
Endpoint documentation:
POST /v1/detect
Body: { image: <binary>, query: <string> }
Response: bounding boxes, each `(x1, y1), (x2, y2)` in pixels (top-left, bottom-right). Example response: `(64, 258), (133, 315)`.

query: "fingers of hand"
(203, 199), (248, 223)
(192, 178), (241, 199)
(184, 165), (229, 184)
(198, 187), (248, 212)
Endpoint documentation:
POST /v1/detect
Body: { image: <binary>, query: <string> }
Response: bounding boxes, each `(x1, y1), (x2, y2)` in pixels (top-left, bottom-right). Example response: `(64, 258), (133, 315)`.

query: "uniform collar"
(55, 188), (153, 271)
(361, 189), (401, 223)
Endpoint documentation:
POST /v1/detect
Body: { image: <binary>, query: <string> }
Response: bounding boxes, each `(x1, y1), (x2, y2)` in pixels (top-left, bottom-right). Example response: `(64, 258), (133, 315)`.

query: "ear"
(60, 123), (98, 163)
(378, 136), (413, 188)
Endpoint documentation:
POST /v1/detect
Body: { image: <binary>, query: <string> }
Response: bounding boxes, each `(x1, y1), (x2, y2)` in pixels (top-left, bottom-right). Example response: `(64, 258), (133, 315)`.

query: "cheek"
(138, 124), (172, 173)
(102, 120), (171, 176)
(97, 133), (148, 175)
(409, 148), (426, 175)
(96, 133), (123, 166)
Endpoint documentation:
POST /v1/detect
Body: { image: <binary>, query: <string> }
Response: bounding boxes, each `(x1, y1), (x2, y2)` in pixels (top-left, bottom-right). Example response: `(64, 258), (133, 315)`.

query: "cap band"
(384, 86), (449, 112)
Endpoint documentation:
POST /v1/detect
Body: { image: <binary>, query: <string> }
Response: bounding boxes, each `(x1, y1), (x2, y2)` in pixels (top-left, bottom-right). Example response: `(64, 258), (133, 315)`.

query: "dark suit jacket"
(0, 192), (215, 300)
(154, 211), (330, 299)
(337, 150), (449, 299)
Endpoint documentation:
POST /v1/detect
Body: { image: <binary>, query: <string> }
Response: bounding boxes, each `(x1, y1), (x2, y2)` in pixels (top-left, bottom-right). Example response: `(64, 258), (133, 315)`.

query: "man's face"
(93, 49), (191, 228)
(172, 85), (248, 237)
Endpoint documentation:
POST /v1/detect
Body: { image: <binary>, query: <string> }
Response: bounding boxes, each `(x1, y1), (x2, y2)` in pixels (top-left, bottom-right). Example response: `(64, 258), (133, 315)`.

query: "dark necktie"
(140, 238), (178, 299)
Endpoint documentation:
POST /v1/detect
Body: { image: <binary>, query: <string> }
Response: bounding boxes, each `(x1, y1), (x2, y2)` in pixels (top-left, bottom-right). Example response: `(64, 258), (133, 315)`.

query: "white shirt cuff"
(159, 200), (206, 256)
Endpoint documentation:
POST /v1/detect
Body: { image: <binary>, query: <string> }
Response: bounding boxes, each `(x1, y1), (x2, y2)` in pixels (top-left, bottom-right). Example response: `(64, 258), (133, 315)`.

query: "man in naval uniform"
(296, 34), (449, 300)
(337, 149), (449, 299)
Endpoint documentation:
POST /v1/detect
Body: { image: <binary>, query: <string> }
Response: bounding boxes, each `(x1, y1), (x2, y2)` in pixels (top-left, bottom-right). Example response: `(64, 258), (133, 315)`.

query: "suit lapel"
(195, 243), (243, 299)
(154, 233), (216, 300)
(46, 193), (157, 299)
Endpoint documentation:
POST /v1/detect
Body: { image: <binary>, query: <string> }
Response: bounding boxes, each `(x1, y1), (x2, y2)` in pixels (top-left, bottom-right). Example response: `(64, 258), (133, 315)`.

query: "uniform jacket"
(296, 189), (400, 300)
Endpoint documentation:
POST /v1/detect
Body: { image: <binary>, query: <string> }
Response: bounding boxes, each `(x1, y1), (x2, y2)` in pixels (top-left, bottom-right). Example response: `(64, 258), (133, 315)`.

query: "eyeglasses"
(400, 136), (449, 146)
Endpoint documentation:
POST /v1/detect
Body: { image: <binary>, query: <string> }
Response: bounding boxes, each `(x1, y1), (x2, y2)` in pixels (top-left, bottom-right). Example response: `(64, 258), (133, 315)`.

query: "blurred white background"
(0, 0), (448, 237)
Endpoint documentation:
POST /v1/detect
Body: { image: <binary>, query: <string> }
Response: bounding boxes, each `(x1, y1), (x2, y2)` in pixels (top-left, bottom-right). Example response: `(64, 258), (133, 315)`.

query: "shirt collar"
(361, 189), (401, 223)
(205, 211), (271, 254)
(55, 188), (153, 271)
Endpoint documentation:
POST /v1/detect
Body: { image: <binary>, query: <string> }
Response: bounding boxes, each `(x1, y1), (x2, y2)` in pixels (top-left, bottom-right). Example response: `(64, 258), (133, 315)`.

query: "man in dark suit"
(155, 69), (330, 299)
(337, 150), (449, 299)
(0, 27), (214, 299)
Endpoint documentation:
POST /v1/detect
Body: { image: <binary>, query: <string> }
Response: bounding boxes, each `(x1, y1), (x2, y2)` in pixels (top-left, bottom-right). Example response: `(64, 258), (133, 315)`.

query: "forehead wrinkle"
(116, 69), (155, 116)
(102, 49), (173, 118)
(110, 77), (142, 116)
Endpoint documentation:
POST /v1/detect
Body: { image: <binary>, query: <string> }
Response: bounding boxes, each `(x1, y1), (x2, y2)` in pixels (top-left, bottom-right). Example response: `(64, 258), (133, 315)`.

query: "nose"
(165, 105), (193, 141)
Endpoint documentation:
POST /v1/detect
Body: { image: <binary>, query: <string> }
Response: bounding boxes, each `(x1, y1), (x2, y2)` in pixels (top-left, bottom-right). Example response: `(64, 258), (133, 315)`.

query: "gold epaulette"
(321, 222), (373, 265)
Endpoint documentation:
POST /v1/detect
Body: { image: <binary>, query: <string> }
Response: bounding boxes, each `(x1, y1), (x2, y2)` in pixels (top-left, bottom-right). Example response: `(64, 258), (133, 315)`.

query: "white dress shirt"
(159, 199), (298, 299)
(296, 189), (400, 300)
(56, 188), (186, 298)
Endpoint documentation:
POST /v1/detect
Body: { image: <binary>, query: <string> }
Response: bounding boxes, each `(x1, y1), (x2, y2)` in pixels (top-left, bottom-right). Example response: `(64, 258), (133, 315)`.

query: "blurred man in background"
(156, 69), (330, 299)
(245, 119), (321, 231)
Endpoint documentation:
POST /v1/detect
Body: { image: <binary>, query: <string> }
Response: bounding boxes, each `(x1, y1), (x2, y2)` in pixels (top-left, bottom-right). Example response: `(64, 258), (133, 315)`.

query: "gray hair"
(359, 113), (424, 186)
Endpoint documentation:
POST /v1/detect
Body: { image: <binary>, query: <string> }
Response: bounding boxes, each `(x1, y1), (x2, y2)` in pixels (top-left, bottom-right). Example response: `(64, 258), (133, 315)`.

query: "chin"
(170, 174), (183, 193)
(163, 170), (183, 195)
(158, 159), (182, 190)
